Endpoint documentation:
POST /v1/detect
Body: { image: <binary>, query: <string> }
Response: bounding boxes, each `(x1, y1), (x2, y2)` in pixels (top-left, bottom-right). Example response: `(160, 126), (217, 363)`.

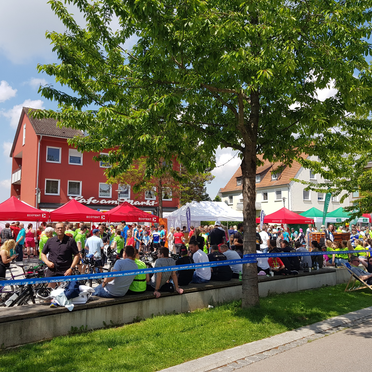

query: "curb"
(161, 306), (372, 372)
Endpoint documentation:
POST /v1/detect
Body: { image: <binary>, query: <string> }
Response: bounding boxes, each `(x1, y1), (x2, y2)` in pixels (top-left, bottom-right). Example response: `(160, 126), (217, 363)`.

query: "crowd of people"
(1, 219), (372, 307)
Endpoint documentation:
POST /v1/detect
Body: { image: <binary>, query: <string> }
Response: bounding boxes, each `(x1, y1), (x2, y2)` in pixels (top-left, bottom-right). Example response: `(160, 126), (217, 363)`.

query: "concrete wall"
(0, 269), (351, 349)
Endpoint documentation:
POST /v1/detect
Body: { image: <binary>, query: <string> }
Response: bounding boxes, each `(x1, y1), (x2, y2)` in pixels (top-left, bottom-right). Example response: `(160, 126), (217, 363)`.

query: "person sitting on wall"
(220, 244), (242, 279)
(176, 245), (195, 286)
(280, 239), (301, 272)
(208, 245), (233, 281)
(295, 240), (312, 270)
(148, 247), (184, 298)
(268, 239), (291, 276)
(93, 246), (138, 298)
(189, 239), (211, 283)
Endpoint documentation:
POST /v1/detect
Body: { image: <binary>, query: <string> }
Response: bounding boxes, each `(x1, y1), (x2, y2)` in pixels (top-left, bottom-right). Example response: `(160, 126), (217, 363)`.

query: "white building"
(219, 156), (355, 216)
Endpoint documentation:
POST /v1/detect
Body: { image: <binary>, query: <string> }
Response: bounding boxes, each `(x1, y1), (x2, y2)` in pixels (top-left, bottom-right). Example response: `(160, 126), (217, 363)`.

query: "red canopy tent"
(0, 196), (49, 221)
(50, 199), (106, 222)
(106, 202), (159, 223)
(256, 207), (314, 224)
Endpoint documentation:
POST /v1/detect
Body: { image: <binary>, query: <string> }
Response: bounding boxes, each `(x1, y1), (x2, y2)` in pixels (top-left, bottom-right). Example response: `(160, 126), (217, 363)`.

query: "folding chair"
(342, 262), (372, 292)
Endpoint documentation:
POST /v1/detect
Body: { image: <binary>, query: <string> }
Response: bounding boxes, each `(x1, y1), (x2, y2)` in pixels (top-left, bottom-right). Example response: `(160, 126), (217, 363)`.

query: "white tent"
(167, 201), (243, 228)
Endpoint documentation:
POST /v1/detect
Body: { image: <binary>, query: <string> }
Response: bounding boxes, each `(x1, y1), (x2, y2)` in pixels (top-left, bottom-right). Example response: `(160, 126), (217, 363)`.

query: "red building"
(10, 107), (179, 214)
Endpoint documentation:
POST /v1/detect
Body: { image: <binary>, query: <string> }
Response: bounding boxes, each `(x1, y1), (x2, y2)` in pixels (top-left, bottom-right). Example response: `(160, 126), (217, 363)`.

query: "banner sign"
(322, 192), (332, 225)
(260, 210), (265, 230)
(186, 207), (191, 232)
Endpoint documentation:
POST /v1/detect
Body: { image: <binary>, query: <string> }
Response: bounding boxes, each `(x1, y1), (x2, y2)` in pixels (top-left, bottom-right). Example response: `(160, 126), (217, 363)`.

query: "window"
(275, 190), (282, 200)
(118, 184), (130, 199)
(228, 195), (233, 204)
(67, 181), (82, 196)
(46, 146), (61, 163)
(99, 183), (112, 198)
(303, 190), (310, 200)
(22, 124), (26, 146)
(236, 177), (242, 186)
(332, 195), (339, 202)
(145, 187), (156, 200)
(309, 170), (316, 180)
(256, 175), (261, 183)
(68, 149), (83, 165)
(271, 172), (279, 180)
(99, 153), (111, 168)
(162, 188), (172, 201)
(352, 191), (360, 198)
(318, 192), (325, 201)
(45, 179), (60, 195)
(262, 192), (268, 201)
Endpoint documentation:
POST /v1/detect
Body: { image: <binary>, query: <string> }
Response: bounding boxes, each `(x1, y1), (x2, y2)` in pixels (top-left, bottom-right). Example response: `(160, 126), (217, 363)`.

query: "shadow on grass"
(1, 284), (371, 372)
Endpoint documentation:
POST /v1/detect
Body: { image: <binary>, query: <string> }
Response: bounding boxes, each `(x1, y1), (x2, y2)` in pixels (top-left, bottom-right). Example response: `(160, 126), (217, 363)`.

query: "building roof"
(10, 107), (83, 156)
(219, 155), (306, 193)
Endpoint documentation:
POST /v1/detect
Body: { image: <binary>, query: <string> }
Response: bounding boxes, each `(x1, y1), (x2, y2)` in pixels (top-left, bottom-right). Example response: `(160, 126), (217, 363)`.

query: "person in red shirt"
(174, 227), (185, 255)
(268, 240), (291, 275)
(10, 222), (20, 241)
(188, 226), (195, 239)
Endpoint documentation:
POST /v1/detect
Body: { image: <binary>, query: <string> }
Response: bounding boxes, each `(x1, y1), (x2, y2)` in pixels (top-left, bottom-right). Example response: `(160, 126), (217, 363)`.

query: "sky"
(0, 0), (242, 204)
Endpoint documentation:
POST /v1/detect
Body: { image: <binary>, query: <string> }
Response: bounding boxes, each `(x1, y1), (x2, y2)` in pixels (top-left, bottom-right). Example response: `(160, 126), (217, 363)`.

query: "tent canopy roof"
(326, 207), (351, 218)
(0, 196), (49, 221)
(263, 207), (314, 224)
(50, 199), (106, 222)
(167, 201), (243, 228)
(105, 202), (159, 223)
(300, 207), (324, 218)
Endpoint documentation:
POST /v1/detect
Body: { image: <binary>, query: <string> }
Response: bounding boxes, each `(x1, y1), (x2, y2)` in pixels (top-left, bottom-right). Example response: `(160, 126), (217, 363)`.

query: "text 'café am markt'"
(10, 107), (179, 214)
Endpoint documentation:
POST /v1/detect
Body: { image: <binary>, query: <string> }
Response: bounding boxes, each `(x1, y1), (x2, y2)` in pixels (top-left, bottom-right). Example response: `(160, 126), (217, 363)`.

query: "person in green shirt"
(127, 250), (149, 294)
(75, 225), (88, 253)
(354, 239), (368, 263)
(64, 223), (75, 238)
(38, 227), (54, 260)
(111, 230), (124, 254)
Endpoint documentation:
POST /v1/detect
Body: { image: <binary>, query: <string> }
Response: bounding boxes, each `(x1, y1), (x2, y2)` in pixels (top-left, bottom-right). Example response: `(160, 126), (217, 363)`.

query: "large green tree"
(36, 0), (372, 307)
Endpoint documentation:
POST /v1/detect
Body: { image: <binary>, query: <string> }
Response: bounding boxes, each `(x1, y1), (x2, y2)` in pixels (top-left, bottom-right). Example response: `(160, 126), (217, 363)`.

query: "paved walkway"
(161, 306), (372, 372)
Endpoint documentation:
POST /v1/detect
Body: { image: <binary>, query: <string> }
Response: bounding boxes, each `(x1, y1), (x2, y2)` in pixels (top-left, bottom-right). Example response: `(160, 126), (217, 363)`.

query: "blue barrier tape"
(0, 258), (255, 286)
(247, 249), (370, 259)
(1, 249), (368, 286)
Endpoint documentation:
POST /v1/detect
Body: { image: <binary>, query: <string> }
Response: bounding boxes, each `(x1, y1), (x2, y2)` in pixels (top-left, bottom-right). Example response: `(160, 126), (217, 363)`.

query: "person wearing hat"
(85, 228), (104, 271)
(208, 221), (226, 247)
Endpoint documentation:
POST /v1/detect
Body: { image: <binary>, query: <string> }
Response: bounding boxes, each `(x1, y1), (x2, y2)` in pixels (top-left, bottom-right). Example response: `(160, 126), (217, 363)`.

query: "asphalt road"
(235, 318), (372, 372)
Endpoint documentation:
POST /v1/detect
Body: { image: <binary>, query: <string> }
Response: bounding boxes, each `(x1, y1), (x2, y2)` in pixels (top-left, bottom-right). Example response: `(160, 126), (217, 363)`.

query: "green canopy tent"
(326, 207), (351, 223)
(299, 207), (324, 229)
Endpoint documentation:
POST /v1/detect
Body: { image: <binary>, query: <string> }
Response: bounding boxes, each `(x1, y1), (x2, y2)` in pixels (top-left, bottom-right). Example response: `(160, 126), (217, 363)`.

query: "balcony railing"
(11, 169), (21, 184)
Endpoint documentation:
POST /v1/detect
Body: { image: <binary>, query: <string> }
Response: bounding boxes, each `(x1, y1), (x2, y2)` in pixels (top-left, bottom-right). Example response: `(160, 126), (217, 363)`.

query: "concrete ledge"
(0, 268), (350, 348)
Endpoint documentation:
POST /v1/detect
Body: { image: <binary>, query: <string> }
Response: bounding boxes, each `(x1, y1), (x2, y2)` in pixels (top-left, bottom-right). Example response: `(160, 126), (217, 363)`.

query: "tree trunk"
(241, 89), (260, 308)
(241, 149), (259, 308)
(158, 179), (163, 218)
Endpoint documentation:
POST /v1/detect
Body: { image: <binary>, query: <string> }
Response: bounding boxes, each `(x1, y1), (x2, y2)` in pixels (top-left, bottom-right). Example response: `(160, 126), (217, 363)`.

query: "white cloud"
(2, 142), (12, 161)
(0, 81), (17, 102)
(316, 80), (337, 102)
(27, 78), (48, 89)
(0, 1), (85, 64)
(1, 100), (44, 128)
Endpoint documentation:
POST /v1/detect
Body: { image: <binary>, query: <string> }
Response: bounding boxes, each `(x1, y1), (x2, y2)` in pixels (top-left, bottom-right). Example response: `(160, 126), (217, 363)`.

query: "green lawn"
(1, 284), (371, 372)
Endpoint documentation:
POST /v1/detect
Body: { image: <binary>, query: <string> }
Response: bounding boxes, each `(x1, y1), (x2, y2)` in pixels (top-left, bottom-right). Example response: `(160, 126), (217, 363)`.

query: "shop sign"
(70, 196), (158, 207)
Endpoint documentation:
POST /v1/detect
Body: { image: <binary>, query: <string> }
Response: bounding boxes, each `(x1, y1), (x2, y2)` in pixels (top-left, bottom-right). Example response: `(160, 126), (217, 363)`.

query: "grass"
(1, 284), (371, 372)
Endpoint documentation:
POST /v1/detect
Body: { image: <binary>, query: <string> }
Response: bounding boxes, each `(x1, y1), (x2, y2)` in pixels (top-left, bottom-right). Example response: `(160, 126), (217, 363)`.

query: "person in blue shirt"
(121, 221), (129, 245)
(159, 225), (166, 247)
(15, 223), (26, 261)
(152, 227), (161, 252)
